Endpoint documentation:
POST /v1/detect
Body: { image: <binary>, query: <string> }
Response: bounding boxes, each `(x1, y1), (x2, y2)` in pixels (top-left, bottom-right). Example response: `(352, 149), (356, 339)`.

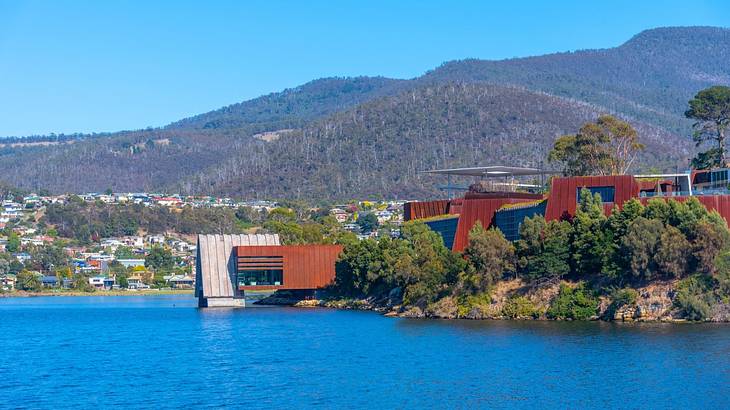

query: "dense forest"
(0, 27), (727, 199)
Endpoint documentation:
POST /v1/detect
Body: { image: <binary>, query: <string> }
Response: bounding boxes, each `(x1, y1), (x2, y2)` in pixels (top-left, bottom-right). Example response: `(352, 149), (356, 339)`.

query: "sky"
(0, 0), (729, 137)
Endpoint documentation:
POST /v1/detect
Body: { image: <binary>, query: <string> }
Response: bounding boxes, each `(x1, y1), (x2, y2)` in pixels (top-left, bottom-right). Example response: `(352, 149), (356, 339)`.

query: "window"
(236, 255), (284, 287)
(237, 269), (283, 287)
(577, 186), (615, 203)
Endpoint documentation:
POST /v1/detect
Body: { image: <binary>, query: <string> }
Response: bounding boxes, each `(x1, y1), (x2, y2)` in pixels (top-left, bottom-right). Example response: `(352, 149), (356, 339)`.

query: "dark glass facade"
(493, 201), (547, 241)
(237, 269), (283, 287)
(424, 217), (459, 249)
(577, 186), (615, 203)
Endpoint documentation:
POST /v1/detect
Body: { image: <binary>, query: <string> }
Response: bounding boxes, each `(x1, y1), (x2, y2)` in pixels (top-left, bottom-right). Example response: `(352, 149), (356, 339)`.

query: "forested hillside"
(421, 27), (730, 134)
(0, 26), (726, 199)
(166, 76), (408, 130)
(178, 83), (686, 199)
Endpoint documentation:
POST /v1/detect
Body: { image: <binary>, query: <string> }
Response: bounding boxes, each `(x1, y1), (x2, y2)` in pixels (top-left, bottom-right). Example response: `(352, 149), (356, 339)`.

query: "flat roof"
(421, 166), (559, 178)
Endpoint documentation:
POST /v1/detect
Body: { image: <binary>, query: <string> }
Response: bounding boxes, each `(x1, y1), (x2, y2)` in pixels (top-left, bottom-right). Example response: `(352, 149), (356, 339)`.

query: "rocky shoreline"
(256, 279), (730, 323)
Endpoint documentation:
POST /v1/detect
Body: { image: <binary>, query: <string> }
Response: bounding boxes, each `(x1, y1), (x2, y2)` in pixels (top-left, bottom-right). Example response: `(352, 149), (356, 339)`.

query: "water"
(1, 296), (729, 409)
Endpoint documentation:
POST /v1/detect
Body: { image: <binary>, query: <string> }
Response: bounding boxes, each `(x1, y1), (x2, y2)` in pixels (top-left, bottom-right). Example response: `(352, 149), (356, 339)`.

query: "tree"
(399, 222), (460, 305)
(655, 225), (690, 279)
(28, 245), (70, 273)
(463, 223), (515, 293)
(515, 216), (572, 282)
(572, 189), (610, 276)
(114, 246), (136, 259)
(145, 246), (176, 271)
(16, 270), (41, 291)
(356, 213), (379, 234)
(692, 221), (729, 275)
(0, 259), (10, 276)
(548, 115), (644, 176)
(621, 217), (664, 281)
(6, 232), (20, 253)
(685, 86), (730, 168)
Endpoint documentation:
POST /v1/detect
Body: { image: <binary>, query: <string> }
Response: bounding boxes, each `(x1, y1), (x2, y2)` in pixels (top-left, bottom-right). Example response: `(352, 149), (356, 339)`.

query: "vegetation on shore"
(328, 190), (730, 322)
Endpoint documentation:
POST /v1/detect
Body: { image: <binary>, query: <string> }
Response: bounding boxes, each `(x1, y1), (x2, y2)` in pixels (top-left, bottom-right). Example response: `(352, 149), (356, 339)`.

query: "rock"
(399, 306), (425, 318)
(425, 297), (458, 319)
(293, 299), (320, 308)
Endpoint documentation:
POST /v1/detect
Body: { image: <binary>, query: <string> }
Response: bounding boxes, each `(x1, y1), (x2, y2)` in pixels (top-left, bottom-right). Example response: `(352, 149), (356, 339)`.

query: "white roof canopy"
(421, 166), (558, 178)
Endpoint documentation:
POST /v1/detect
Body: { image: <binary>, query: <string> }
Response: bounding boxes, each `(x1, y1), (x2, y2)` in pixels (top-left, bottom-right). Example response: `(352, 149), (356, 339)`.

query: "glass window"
(577, 186), (615, 203)
(237, 269), (283, 287)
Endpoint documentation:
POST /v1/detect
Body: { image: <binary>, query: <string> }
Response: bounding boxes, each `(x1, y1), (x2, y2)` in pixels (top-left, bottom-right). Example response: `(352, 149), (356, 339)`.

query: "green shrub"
(547, 283), (599, 320)
(502, 296), (538, 319)
(611, 288), (638, 306)
(456, 292), (491, 318)
(674, 275), (714, 321)
(675, 292), (711, 321)
(604, 288), (639, 319)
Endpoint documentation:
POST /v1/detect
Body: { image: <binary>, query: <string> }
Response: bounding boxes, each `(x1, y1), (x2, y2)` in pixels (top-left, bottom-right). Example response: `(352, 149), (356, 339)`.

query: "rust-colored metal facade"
(544, 175), (640, 220)
(404, 199), (451, 221)
(235, 245), (343, 291)
(407, 174), (730, 252)
(451, 198), (536, 251)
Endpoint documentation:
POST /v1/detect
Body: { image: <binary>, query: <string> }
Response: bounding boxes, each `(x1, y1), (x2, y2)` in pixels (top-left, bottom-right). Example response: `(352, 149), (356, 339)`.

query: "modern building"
(406, 166), (730, 251)
(195, 234), (343, 308)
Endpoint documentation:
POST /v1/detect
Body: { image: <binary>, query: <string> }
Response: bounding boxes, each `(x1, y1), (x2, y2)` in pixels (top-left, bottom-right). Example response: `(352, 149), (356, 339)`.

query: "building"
(166, 274), (194, 289)
(0, 274), (16, 291)
(406, 166), (730, 251)
(89, 276), (115, 290)
(195, 234), (342, 308)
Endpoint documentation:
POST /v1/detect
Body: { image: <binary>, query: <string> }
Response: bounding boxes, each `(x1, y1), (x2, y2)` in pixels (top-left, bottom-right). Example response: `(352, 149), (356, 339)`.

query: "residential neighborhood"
(0, 190), (407, 294)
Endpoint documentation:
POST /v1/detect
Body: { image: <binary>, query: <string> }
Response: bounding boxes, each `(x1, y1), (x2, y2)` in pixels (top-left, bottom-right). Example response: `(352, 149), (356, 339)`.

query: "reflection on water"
(1, 296), (728, 409)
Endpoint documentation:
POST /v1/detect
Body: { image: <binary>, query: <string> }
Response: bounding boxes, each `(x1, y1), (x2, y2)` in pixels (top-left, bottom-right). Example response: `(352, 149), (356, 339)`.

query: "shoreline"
(0, 290), (194, 298)
(256, 297), (723, 323)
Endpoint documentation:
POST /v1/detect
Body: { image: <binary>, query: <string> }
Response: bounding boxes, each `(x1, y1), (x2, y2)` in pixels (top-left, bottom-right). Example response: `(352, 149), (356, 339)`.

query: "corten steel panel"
(236, 245), (343, 290)
(452, 197), (537, 252)
(448, 199), (463, 215)
(545, 175), (641, 221)
(404, 200), (450, 221)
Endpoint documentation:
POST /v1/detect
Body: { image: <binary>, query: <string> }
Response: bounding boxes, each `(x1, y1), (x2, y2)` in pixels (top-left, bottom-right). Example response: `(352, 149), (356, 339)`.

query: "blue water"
(1, 296), (729, 409)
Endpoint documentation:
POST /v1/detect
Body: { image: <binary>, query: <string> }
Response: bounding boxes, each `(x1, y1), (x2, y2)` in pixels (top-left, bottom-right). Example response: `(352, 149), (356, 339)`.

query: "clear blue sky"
(1, 0), (729, 137)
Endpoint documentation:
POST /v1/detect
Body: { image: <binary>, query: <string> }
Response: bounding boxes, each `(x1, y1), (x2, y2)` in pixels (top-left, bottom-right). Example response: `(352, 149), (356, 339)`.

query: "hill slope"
(421, 27), (730, 133)
(178, 83), (686, 199)
(0, 26), (726, 199)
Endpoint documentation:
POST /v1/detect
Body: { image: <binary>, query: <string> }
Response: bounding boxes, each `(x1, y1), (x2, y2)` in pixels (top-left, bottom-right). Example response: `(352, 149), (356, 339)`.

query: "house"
(153, 196), (182, 207)
(146, 234), (166, 244)
(0, 274), (16, 291)
(122, 236), (144, 248)
(374, 210), (394, 224)
(88, 276), (114, 290)
(329, 208), (349, 223)
(166, 274), (194, 289)
(127, 275), (150, 290)
(41, 275), (58, 288)
(13, 253), (31, 263)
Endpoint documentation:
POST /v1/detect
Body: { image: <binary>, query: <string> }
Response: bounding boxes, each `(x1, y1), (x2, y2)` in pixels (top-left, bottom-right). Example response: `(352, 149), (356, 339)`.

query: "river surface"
(1, 295), (729, 409)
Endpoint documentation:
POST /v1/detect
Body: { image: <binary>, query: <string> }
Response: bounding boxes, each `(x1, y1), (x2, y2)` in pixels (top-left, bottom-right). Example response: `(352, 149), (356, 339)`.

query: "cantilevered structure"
(195, 234), (343, 307)
(408, 166), (730, 251)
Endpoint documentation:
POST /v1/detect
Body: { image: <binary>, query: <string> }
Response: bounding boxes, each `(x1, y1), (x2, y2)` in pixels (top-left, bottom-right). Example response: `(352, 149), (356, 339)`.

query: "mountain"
(421, 27), (730, 134)
(166, 76), (408, 131)
(177, 83), (685, 199)
(0, 26), (727, 199)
